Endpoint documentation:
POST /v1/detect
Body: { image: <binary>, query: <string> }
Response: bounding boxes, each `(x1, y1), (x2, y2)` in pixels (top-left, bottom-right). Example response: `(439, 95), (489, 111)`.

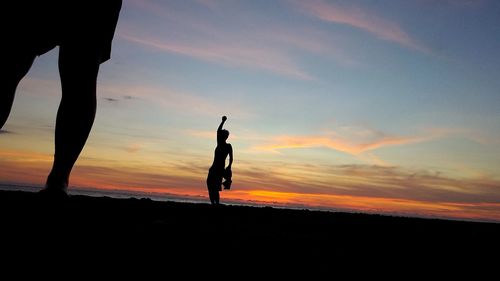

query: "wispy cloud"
(232, 161), (500, 209)
(124, 0), (359, 78)
(252, 126), (433, 155)
(0, 150), (54, 185)
(293, 0), (429, 53)
(0, 150), (53, 163)
(121, 33), (313, 80)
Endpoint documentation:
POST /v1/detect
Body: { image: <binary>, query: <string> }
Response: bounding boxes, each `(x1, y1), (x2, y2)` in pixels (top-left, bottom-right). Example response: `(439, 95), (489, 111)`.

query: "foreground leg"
(1, 53), (35, 129)
(45, 46), (100, 192)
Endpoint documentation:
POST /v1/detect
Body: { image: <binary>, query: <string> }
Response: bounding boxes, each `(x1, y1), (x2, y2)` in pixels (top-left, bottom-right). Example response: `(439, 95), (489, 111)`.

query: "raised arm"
(218, 116), (227, 132)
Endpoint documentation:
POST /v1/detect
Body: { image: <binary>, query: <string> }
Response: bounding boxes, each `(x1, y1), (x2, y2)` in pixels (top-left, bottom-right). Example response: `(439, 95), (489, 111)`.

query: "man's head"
(218, 129), (229, 142)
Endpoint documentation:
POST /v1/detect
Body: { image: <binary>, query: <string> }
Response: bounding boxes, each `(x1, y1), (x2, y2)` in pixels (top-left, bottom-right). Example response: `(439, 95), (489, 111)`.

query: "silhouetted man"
(206, 116), (233, 205)
(1, 1), (122, 197)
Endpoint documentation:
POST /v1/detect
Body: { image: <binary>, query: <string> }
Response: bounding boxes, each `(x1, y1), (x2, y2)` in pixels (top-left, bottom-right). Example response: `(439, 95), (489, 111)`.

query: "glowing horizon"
(2, 0), (500, 222)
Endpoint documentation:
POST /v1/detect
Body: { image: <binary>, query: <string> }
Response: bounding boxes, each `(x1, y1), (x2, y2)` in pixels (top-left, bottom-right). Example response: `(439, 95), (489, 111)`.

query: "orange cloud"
(0, 150), (52, 162)
(253, 134), (427, 155)
(294, 0), (429, 53)
(0, 150), (52, 185)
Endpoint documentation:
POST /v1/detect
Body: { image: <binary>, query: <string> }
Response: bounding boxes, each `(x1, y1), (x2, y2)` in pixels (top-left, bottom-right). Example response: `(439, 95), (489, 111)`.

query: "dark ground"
(1, 190), (498, 273)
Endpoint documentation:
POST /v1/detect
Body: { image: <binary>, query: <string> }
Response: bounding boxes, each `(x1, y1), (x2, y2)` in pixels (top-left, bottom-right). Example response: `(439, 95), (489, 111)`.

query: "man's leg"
(45, 45), (100, 191)
(214, 191), (220, 205)
(208, 189), (215, 205)
(1, 53), (36, 129)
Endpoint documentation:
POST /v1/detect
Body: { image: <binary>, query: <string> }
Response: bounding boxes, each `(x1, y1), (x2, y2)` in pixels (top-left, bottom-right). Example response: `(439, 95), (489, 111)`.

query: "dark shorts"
(5, 0), (122, 63)
(207, 167), (223, 192)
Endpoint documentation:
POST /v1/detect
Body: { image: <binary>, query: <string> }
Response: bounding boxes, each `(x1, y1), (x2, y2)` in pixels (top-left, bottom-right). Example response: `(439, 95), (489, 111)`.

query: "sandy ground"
(1, 190), (498, 274)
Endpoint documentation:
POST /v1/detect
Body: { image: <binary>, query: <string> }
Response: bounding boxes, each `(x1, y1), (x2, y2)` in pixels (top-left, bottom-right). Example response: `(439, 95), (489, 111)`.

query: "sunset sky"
(1, 0), (500, 222)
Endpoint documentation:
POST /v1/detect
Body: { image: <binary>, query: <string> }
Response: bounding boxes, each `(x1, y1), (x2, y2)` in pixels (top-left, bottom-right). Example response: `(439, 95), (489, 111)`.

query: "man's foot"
(38, 187), (69, 200)
(39, 175), (69, 200)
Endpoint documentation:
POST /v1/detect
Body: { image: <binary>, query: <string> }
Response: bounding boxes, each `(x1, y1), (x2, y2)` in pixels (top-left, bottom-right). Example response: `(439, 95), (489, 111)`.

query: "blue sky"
(2, 0), (500, 221)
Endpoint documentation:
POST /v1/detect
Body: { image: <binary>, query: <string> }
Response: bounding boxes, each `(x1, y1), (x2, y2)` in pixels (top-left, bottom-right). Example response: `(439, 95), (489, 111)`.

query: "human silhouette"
(1, 1), (123, 198)
(206, 116), (233, 205)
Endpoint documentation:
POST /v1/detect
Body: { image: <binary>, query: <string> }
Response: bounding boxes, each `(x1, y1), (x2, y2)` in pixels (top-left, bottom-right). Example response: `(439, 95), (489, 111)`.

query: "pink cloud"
(124, 0), (358, 77)
(294, 0), (429, 53)
(120, 33), (313, 80)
